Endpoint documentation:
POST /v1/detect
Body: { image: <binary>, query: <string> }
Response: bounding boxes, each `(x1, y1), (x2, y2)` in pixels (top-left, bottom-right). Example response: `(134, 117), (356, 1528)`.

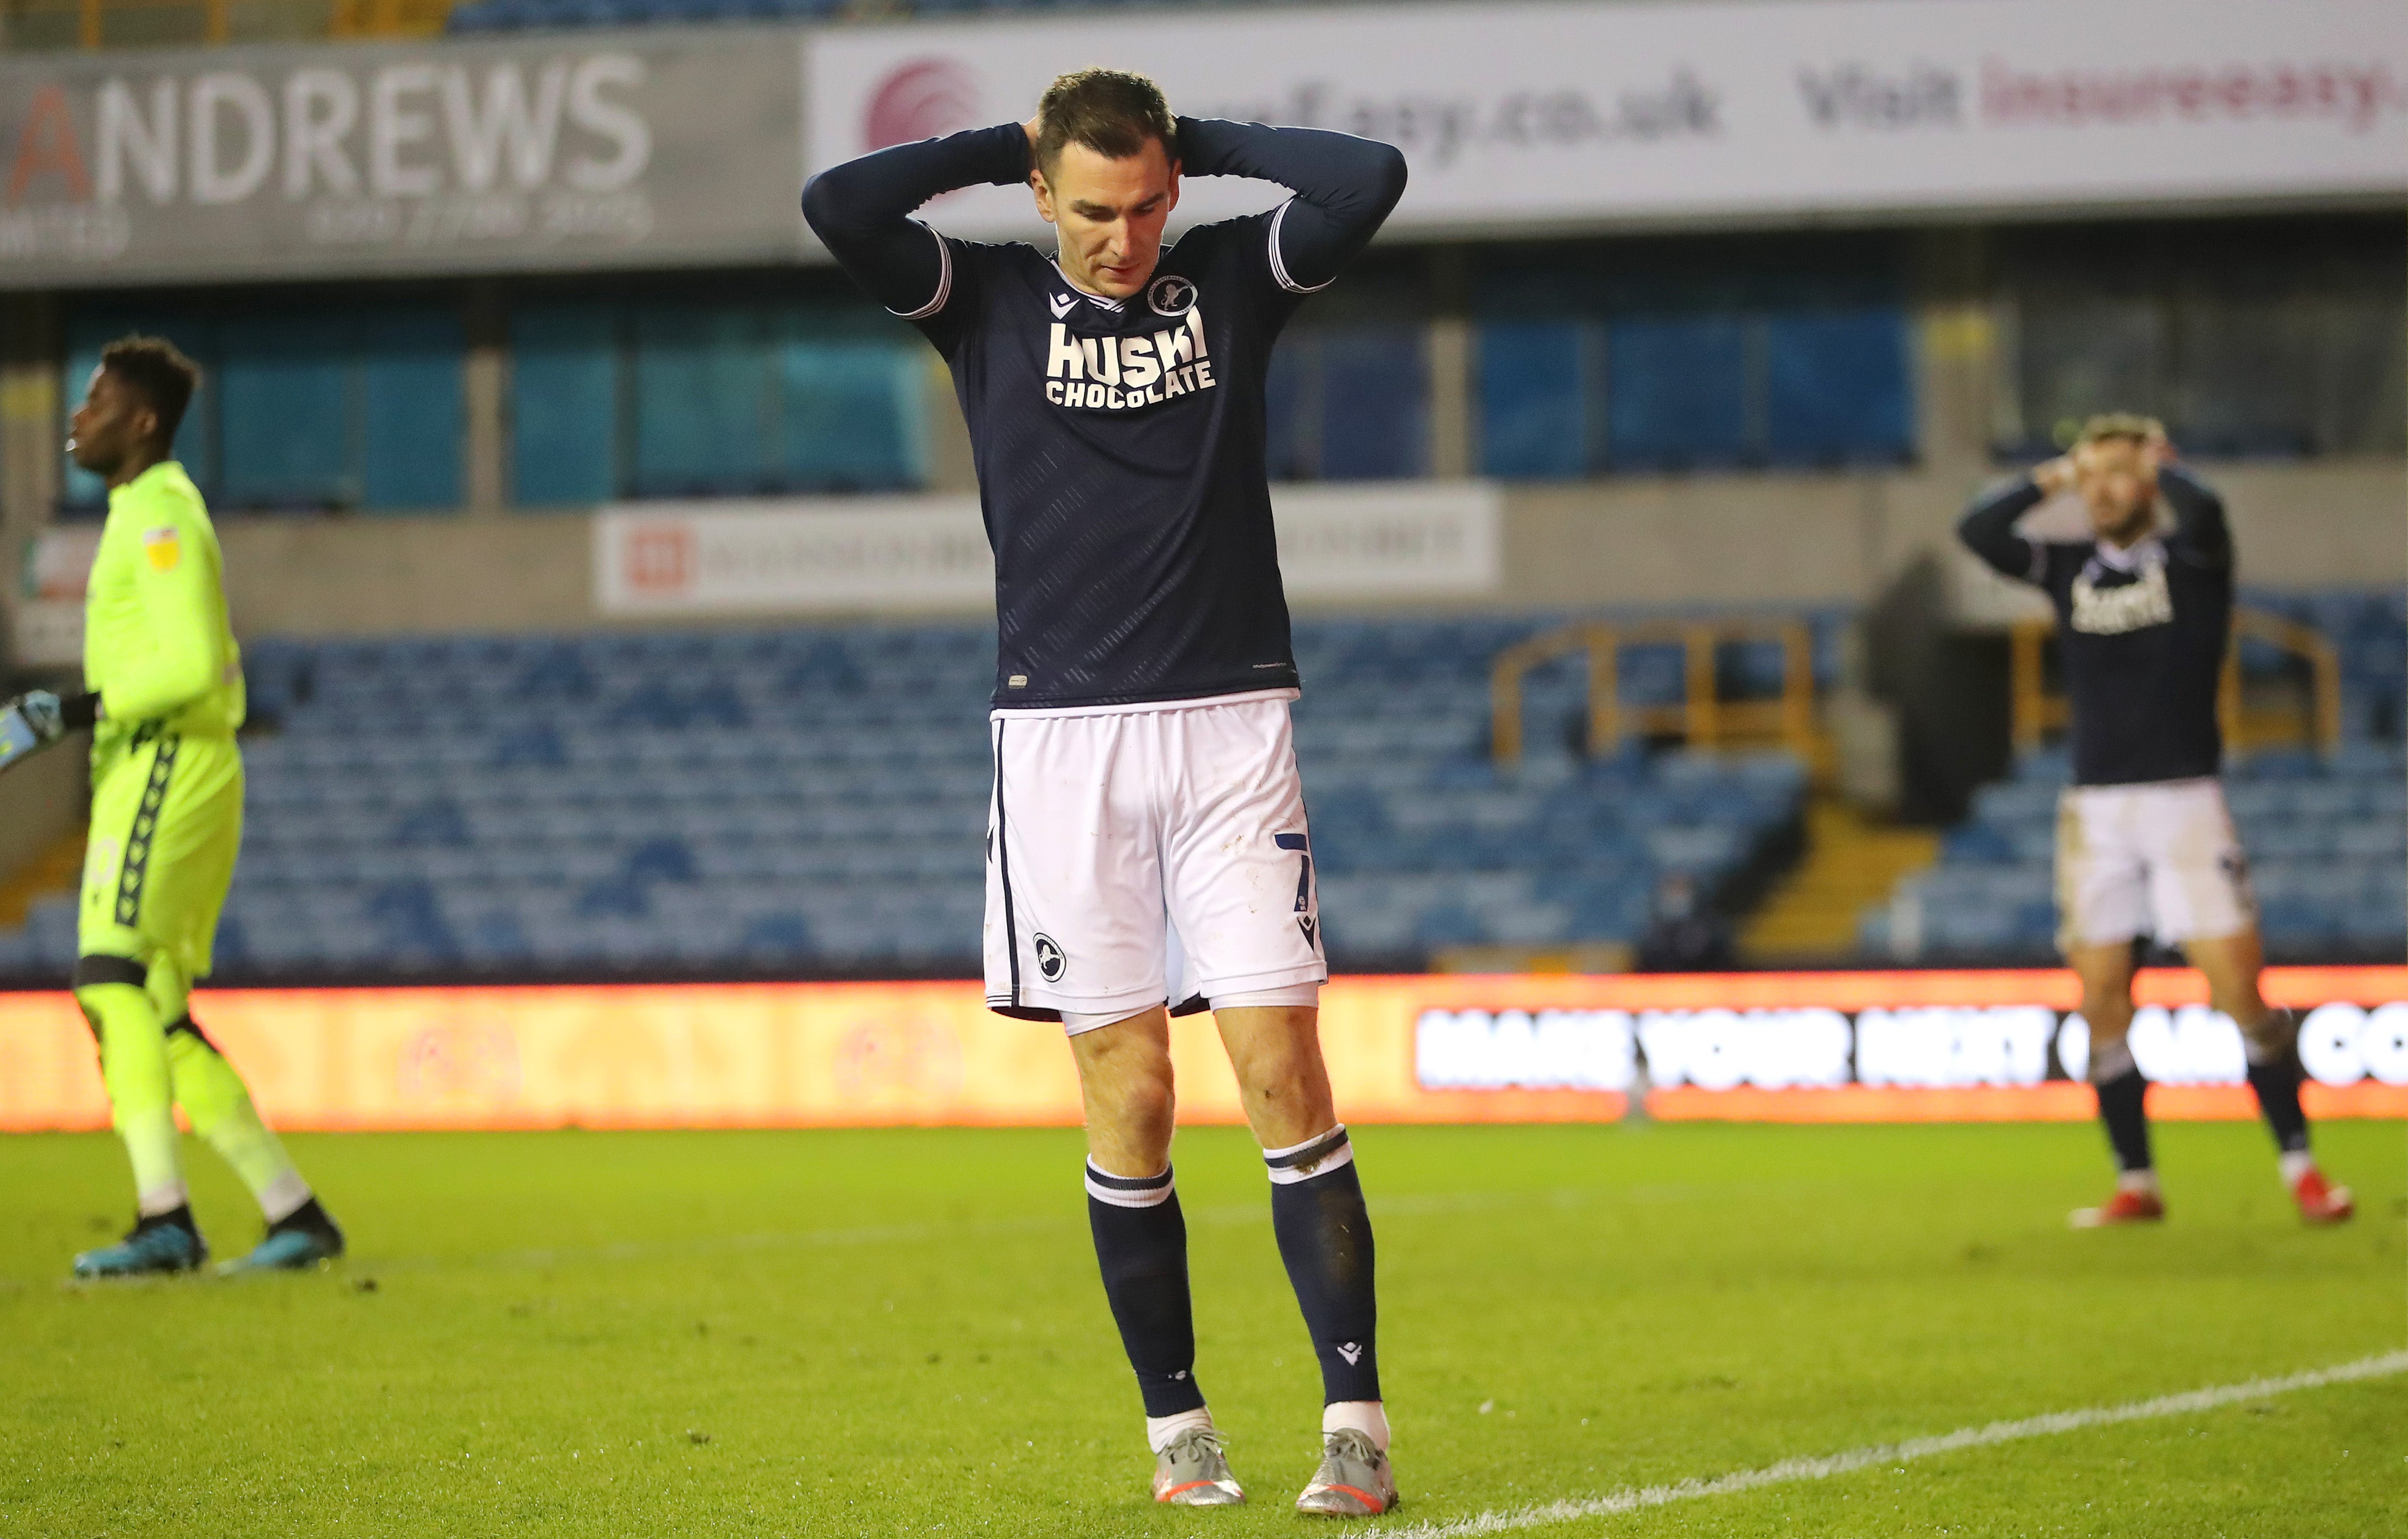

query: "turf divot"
(1389, 1349), (2408, 1538)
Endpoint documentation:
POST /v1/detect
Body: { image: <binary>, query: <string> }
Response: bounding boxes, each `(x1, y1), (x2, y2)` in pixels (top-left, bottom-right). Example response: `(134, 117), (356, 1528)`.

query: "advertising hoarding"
(0, 28), (804, 287)
(0, 1), (2397, 288)
(11, 524), (98, 667)
(804, 0), (2408, 242)
(3, 969), (2401, 1133)
(592, 482), (1501, 616)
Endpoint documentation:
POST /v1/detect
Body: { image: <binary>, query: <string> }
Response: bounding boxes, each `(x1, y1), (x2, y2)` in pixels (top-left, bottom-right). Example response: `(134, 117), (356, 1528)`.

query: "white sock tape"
(1263, 1124), (1353, 1185)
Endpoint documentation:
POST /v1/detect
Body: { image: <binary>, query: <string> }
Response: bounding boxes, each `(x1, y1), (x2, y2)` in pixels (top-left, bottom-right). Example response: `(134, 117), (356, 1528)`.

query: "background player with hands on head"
(805, 69), (1406, 1515)
(1959, 415), (2351, 1231)
(2, 337), (347, 1280)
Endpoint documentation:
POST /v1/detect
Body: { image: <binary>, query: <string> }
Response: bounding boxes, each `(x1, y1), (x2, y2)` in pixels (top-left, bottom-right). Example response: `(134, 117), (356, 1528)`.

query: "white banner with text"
(0, 28), (804, 286)
(593, 481), (1500, 616)
(805, 0), (2407, 239)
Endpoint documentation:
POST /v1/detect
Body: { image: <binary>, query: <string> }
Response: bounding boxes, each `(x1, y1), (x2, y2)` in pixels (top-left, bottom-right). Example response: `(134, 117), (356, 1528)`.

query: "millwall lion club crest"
(1147, 274), (1198, 317)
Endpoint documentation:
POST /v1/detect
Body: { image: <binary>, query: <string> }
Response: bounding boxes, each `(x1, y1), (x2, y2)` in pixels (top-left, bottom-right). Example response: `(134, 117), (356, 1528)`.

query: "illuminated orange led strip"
(1, 969), (2401, 1133)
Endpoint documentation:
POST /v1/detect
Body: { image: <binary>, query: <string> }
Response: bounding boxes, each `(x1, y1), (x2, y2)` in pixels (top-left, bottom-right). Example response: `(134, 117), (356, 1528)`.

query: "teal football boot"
(219, 1198), (346, 1275)
(73, 1210), (207, 1279)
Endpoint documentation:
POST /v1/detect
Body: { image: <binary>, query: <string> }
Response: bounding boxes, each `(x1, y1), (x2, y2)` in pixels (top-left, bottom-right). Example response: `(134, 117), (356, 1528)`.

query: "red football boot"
(2291, 1168), (2355, 1226)
(2070, 1186), (2165, 1228)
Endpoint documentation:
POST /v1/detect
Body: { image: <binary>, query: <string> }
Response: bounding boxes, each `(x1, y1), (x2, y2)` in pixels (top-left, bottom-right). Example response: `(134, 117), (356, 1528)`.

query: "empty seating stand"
(0, 615), (1827, 984)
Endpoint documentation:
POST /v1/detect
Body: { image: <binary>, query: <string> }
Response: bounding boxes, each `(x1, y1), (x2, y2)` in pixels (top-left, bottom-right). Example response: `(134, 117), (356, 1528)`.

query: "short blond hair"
(2064, 412), (2165, 450)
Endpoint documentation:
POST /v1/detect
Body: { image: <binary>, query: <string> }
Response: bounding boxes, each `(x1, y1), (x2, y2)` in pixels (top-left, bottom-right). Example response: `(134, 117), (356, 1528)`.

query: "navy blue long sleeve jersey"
(803, 119), (1406, 709)
(1958, 464), (2234, 787)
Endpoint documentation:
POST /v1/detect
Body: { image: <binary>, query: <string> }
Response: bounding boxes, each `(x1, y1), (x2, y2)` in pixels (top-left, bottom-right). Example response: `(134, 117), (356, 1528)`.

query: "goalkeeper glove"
(0, 690), (97, 775)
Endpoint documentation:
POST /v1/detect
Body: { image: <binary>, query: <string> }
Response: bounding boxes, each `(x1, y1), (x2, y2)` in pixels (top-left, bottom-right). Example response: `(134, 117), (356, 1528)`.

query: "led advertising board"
(2, 970), (2400, 1132)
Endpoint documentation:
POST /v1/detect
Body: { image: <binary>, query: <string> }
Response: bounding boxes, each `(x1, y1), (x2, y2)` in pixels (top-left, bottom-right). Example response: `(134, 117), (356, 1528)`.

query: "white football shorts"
(2055, 777), (2257, 951)
(984, 688), (1327, 1029)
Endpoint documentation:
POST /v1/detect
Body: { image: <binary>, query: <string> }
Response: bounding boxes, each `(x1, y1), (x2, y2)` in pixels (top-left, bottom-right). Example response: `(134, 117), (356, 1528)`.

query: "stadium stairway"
(1739, 797), (1938, 965)
(0, 613), (1842, 986)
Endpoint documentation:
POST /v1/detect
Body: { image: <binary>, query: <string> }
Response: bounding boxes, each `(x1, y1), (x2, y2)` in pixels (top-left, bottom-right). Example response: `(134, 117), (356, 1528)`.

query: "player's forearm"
(802, 126), (1028, 313)
(2156, 465), (2233, 568)
(1956, 476), (2047, 580)
(1177, 118), (1405, 218)
(1177, 118), (1407, 290)
(100, 644), (220, 724)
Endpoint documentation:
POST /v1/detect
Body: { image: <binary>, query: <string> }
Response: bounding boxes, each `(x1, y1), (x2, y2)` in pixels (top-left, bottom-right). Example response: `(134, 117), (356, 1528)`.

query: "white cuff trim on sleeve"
(888, 223), (954, 321)
(1267, 198), (1335, 295)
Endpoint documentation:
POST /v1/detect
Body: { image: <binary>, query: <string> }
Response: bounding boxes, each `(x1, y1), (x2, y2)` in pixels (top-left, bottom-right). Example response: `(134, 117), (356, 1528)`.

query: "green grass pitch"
(3, 1119), (2401, 1536)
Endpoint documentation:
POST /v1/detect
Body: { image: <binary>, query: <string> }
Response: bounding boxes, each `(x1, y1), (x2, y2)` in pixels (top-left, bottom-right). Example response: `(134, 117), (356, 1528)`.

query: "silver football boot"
(1295, 1428), (1399, 1517)
(1152, 1425), (1246, 1506)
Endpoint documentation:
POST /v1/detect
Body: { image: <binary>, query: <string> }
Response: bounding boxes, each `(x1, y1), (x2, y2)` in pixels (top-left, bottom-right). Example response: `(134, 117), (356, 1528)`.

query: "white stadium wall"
(10, 459), (2391, 650)
(78, 458), (2398, 643)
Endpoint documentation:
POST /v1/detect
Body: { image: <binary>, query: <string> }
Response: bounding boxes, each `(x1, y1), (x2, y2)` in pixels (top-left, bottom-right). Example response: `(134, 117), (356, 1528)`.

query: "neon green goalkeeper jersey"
(83, 460), (245, 741)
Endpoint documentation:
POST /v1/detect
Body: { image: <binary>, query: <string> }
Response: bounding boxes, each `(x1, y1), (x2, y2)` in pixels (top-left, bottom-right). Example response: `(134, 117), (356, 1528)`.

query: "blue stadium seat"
(3, 613), (1834, 978)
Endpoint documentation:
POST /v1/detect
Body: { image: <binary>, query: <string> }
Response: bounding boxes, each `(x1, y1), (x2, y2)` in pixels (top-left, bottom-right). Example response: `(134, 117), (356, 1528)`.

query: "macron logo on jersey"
(1043, 307), (1217, 413)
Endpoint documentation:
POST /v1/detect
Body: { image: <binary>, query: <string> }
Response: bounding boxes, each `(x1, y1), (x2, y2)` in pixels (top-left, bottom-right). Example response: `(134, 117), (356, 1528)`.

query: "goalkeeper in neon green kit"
(1, 337), (344, 1278)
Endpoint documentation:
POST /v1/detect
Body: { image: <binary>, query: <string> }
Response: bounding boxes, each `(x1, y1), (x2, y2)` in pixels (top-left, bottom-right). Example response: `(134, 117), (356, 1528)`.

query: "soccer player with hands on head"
(3, 337), (347, 1279)
(1959, 415), (2351, 1230)
(805, 69), (1407, 1515)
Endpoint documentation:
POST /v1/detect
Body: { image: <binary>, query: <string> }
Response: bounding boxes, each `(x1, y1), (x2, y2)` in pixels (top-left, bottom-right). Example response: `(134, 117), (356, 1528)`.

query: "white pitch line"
(1387, 1349), (2408, 1539)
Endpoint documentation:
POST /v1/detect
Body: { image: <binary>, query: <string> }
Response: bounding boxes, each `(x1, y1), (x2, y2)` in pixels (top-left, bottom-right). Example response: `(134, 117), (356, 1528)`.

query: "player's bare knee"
(1075, 1028), (1178, 1162)
(1232, 1062), (1337, 1150)
(1087, 1093), (1177, 1179)
(2085, 1012), (2135, 1050)
(2068, 953), (2134, 1034)
(1216, 1000), (1323, 1074)
(2081, 996), (2136, 1052)
(1098, 1072), (1177, 1135)
(1227, 1030), (1323, 1093)
(2080, 984), (2130, 1020)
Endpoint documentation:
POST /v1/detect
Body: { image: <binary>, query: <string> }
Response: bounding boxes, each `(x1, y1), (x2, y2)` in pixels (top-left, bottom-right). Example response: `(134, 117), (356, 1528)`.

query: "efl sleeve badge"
(142, 527), (181, 572)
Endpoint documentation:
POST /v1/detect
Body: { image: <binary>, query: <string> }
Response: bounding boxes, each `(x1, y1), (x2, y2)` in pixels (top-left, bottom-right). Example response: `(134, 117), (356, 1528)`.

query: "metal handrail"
(2009, 606), (2342, 755)
(1492, 617), (1816, 765)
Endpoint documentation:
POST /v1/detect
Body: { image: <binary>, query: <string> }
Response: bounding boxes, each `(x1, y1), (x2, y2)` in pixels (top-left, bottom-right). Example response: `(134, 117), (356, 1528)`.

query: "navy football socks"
(1085, 1161), (1205, 1418)
(2243, 1015), (2312, 1157)
(2094, 1067), (2154, 1174)
(1265, 1126), (1381, 1405)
